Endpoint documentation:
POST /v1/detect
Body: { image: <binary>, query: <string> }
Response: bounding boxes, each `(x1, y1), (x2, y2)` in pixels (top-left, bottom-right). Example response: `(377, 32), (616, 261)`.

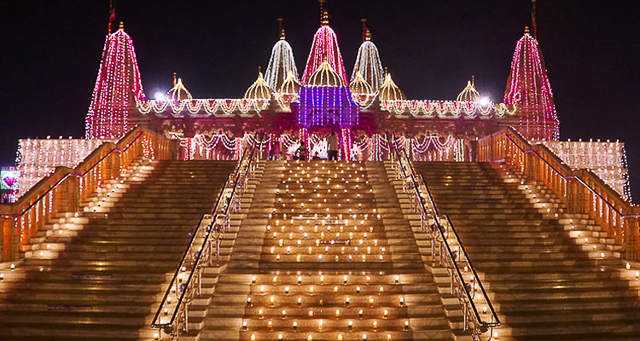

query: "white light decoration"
(244, 70), (274, 101)
(166, 74), (193, 101)
(16, 138), (104, 196)
(380, 99), (516, 118)
(352, 37), (384, 90)
(136, 98), (268, 116)
(456, 80), (480, 102)
(264, 22), (299, 92)
(541, 140), (631, 201)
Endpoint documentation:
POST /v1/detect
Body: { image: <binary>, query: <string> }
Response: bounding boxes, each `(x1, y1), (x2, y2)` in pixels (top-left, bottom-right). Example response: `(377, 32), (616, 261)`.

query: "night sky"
(1, 1), (639, 198)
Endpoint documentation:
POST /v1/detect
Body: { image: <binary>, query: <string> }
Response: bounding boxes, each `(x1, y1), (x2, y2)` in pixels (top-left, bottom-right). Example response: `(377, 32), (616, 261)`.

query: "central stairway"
(414, 162), (640, 341)
(197, 161), (457, 341)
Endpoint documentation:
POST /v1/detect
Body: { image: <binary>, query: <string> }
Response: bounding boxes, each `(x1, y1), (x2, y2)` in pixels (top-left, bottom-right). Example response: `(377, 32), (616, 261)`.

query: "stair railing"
(388, 133), (500, 339)
(478, 127), (640, 261)
(151, 133), (264, 340)
(0, 127), (173, 262)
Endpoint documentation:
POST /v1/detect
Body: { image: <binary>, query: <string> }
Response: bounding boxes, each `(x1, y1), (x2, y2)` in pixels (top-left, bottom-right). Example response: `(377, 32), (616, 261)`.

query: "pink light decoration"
(86, 25), (145, 140)
(504, 28), (560, 141)
(301, 26), (348, 86)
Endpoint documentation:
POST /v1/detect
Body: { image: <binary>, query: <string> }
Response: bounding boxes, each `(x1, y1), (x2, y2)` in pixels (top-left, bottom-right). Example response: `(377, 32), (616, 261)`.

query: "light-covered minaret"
(504, 26), (559, 141)
(264, 18), (299, 92)
(301, 1), (348, 85)
(351, 19), (384, 91)
(85, 22), (145, 139)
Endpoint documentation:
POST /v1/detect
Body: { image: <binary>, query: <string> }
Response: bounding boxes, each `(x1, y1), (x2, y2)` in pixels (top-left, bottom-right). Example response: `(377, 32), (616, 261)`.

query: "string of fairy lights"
(136, 99), (269, 116)
(541, 140), (632, 201)
(380, 100), (517, 118)
(16, 138), (105, 196)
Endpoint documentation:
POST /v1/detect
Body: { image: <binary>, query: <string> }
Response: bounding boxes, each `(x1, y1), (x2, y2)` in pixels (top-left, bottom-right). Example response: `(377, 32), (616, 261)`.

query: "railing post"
(1, 217), (19, 262)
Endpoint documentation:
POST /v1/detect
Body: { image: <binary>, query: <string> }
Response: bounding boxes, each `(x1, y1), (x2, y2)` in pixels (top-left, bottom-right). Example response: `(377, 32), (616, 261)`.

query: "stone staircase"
(0, 160), (237, 341)
(195, 160), (457, 341)
(413, 162), (640, 341)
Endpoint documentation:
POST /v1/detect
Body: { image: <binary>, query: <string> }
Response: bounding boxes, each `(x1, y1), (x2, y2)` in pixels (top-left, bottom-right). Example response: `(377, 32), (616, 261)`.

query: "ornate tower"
(264, 19), (299, 92)
(301, 6), (348, 85)
(85, 22), (145, 139)
(504, 26), (560, 141)
(351, 20), (384, 91)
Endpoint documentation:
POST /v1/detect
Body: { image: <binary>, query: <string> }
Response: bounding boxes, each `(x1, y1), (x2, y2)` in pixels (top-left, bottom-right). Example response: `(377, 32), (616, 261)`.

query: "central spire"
(301, 1), (348, 85)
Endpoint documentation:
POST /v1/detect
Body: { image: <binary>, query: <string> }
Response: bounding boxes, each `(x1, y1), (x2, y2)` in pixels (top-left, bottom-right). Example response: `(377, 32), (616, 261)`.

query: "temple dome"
(166, 75), (193, 101)
(307, 60), (346, 87)
(349, 71), (375, 106)
(377, 73), (406, 101)
(279, 72), (302, 95)
(244, 70), (274, 100)
(456, 81), (480, 102)
(277, 72), (302, 106)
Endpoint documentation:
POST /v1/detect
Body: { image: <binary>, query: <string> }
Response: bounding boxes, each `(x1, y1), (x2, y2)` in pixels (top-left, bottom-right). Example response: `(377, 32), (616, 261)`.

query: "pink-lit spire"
(301, 7), (348, 85)
(504, 26), (559, 141)
(85, 22), (145, 139)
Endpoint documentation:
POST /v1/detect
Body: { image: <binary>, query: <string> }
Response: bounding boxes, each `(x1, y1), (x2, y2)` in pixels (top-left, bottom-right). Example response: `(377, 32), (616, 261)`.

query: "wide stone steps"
(0, 160), (238, 341)
(192, 161), (457, 341)
(414, 161), (640, 340)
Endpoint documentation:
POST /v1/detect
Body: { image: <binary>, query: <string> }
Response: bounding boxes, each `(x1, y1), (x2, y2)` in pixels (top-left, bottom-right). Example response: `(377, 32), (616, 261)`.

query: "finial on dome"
(472, 75), (475, 88)
(361, 19), (368, 42)
(173, 72), (177, 87)
(119, 21), (124, 30)
(321, 10), (329, 25)
(319, 0), (329, 26)
(524, 26), (530, 35)
(278, 18), (286, 40)
(258, 66), (262, 76)
(384, 66), (388, 76)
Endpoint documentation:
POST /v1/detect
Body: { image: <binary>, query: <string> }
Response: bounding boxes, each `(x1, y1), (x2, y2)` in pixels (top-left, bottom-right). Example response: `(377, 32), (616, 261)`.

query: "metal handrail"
(388, 133), (500, 338)
(151, 133), (264, 339)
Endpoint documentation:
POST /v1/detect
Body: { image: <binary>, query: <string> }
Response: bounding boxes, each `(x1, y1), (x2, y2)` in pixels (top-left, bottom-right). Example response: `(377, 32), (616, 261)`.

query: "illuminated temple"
(2, 4), (640, 341)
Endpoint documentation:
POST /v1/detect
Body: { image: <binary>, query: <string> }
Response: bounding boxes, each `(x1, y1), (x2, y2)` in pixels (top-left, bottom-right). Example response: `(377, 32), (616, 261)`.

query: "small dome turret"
(456, 80), (480, 102)
(307, 59), (346, 87)
(244, 69), (274, 100)
(279, 72), (301, 96)
(349, 71), (375, 106)
(377, 72), (406, 101)
(166, 73), (193, 101)
(277, 72), (302, 106)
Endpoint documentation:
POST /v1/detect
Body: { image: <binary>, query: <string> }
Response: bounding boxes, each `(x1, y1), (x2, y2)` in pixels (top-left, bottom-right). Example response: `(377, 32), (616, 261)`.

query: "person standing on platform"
(297, 142), (308, 161)
(328, 131), (339, 161)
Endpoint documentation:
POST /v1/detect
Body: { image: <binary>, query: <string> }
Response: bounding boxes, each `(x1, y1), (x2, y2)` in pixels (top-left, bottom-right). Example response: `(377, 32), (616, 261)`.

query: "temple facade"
(13, 7), (629, 200)
(86, 13), (528, 162)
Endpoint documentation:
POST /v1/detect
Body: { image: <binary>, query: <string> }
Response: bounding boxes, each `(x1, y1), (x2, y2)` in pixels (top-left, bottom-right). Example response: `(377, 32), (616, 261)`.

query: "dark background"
(1, 1), (639, 199)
